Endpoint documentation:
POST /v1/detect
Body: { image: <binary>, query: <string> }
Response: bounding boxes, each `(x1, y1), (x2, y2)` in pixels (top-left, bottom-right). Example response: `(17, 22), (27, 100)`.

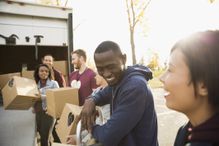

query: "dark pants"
(52, 119), (61, 143)
(35, 102), (54, 146)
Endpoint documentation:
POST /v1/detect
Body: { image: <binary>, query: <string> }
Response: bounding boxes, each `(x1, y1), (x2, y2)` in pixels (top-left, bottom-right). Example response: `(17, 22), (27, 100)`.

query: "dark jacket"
(53, 68), (66, 87)
(92, 65), (158, 146)
(174, 113), (219, 146)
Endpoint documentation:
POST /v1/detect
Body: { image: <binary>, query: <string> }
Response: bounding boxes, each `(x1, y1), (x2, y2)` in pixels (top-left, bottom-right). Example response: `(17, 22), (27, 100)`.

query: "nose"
(102, 69), (112, 78)
(43, 70), (48, 74)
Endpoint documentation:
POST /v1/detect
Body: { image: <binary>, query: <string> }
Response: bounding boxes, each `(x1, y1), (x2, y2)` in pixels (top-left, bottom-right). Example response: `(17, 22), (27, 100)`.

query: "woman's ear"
(197, 82), (208, 96)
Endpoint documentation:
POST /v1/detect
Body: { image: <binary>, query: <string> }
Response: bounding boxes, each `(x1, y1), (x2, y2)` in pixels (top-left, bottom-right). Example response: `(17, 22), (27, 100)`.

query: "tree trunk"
(130, 28), (136, 65)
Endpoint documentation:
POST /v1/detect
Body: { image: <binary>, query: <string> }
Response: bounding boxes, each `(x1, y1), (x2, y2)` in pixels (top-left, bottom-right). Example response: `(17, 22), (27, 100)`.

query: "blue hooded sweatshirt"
(92, 65), (158, 146)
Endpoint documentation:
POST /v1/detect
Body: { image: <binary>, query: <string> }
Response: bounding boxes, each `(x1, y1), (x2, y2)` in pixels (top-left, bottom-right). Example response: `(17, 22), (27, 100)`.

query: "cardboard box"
(0, 72), (21, 90)
(52, 142), (75, 146)
(53, 60), (68, 76)
(2, 76), (40, 110)
(21, 70), (34, 80)
(46, 87), (79, 118)
(56, 103), (81, 144)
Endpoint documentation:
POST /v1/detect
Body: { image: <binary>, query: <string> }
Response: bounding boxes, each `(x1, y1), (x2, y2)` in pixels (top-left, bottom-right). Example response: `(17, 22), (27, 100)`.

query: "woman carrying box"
(33, 64), (59, 146)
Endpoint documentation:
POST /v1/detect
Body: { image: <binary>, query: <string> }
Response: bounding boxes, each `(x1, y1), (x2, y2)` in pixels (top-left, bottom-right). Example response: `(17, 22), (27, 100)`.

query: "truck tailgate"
(0, 106), (36, 146)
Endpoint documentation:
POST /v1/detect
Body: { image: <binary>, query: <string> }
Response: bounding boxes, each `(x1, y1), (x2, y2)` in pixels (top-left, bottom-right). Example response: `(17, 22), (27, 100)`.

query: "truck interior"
(0, 45), (69, 74)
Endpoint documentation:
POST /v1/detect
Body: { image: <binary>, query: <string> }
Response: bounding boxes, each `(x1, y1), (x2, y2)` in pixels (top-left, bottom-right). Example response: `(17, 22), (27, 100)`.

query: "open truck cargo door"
(0, 1), (74, 145)
(0, 0), (74, 75)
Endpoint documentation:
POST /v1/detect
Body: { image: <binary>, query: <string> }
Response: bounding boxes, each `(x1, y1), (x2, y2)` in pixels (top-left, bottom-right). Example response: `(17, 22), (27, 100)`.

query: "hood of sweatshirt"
(110, 64), (153, 90)
(124, 64), (153, 81)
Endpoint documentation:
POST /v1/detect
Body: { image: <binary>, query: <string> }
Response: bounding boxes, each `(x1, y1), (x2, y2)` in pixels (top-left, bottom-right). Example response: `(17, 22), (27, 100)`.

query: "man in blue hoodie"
(80, 41), (158, 146)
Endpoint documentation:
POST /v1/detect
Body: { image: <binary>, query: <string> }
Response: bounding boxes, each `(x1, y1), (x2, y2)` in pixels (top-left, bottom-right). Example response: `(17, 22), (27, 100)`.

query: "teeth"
(164, 92), (170, 96)
(106, 77), (114, 82)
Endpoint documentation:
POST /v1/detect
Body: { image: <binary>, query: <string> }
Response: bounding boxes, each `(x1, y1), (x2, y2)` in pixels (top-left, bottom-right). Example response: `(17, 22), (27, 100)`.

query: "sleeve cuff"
(91, 96), (98, 105)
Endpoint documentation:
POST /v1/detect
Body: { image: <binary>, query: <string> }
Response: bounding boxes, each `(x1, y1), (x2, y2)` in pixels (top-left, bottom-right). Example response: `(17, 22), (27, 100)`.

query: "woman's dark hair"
(171, 30), (219, 108)
(34, 64), (52, 83)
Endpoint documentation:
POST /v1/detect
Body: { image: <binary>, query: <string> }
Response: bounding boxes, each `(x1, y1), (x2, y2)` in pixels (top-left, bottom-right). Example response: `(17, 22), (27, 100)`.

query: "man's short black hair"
(94, 41), (123, 56)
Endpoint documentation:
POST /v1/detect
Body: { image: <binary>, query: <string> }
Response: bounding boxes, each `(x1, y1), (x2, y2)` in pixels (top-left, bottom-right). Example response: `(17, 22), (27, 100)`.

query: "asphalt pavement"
(152, 88), (188, 146)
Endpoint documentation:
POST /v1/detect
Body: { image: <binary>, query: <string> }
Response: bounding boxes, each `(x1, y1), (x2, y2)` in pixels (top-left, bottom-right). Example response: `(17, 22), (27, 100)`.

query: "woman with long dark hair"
(33, 64), (59, 146)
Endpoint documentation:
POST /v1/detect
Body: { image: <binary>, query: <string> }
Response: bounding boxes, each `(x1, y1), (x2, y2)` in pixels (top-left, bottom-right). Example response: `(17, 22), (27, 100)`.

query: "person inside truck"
(159, 30), (219, 146)
(42, 54), (66, 87)
(33, 64), (59, 146)
(69, 49), (99, 106)
(69, 41), (158, 146)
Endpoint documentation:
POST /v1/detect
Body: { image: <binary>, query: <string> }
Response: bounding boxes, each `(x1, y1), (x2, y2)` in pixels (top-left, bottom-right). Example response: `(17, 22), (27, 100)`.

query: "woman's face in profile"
(160, 49), (199, 114)
(38, 66), (49, 80)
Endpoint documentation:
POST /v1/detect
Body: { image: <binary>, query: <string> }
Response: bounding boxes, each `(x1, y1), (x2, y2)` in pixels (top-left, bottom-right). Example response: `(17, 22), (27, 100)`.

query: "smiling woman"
(33, 64), (59, 146)
(160, 30), (219, 146)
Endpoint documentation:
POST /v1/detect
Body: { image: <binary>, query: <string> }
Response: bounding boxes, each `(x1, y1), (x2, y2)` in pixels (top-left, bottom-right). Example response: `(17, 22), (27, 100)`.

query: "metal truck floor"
(0, 106), (36, 146)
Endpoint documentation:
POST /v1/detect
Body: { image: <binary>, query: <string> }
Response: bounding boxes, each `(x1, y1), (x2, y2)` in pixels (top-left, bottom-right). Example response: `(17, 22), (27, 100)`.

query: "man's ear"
(41, 57), (44, 63)
(122, 54), (126, 65)
(79, 55), (84, 62)
(197, 82), (208, 96)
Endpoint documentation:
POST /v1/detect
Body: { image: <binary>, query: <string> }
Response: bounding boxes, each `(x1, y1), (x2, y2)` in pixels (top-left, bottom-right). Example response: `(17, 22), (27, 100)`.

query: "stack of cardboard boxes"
(53, 60), (69, 84)
(21, 70), (35, 80)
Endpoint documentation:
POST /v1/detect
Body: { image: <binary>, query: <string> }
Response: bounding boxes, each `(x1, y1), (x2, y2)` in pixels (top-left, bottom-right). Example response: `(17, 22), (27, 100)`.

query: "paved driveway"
(152, 88), (188, 146)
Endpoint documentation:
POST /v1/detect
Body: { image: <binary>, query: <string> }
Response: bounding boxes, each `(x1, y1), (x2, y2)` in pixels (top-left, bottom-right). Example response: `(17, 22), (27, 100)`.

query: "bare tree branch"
(65, 0), (69, 7)
(131, 0), (136, 28)
(134, 0), (151, 27)
(126, 0), (132, 28)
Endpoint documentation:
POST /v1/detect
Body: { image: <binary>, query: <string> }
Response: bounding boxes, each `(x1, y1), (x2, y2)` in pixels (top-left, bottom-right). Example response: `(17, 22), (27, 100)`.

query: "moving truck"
(0, 1), (74, 145)
(0, 0), (73, 75)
